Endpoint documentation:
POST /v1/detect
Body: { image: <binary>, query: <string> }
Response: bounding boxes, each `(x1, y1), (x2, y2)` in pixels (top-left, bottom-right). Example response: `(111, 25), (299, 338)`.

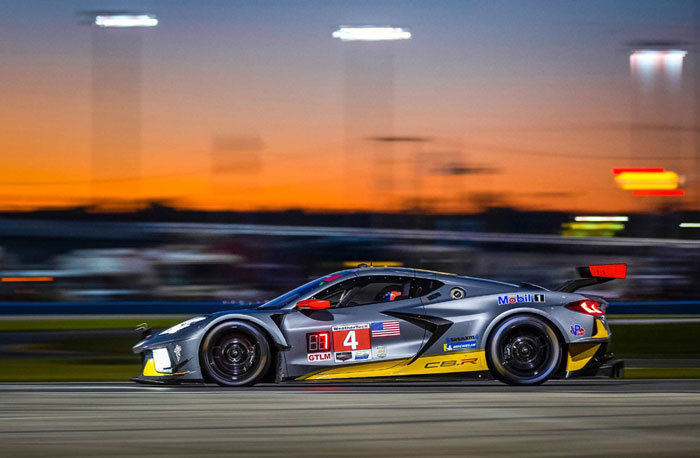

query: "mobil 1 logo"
(497, 293), (545, 305)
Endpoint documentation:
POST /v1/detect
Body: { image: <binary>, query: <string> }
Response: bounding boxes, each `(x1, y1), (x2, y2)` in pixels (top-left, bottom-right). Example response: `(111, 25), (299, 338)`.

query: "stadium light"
(95, 14), (158, 28)
(679, 223), (700, 228)
(630, 49), (687, 64)
(332, 26), (411, 42)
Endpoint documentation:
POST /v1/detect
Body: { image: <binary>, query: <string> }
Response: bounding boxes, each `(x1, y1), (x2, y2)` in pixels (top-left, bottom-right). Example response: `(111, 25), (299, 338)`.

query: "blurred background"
(1, 0), (699, 381)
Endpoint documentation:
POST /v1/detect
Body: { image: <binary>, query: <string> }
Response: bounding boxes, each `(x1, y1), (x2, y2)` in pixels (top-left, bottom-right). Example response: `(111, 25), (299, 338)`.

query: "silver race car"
(132, 264), (625, 386)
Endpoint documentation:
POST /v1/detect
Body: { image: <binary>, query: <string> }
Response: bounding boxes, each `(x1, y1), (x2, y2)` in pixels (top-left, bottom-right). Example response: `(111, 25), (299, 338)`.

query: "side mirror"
(297, 299), (330, 310)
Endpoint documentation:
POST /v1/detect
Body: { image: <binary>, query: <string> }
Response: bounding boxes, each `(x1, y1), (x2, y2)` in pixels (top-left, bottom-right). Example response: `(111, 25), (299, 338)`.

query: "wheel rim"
(209, 332), (258, 379)
(498, 324), (553, 378)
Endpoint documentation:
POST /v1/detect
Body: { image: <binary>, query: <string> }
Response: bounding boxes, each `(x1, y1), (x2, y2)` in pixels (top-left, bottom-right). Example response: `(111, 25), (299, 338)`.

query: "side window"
(313, 278), (360, 308)
(316, 276), (412, 308)
(411, 277), (444, 298)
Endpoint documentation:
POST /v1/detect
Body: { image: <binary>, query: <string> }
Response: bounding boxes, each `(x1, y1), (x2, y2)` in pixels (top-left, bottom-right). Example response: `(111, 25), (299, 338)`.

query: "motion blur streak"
(633, 190), (685, 196)
(332, 26), (411, 41)
(94, 15), (158, 28)
(614, 171), (680, 190)
(574, 216), (629, 222)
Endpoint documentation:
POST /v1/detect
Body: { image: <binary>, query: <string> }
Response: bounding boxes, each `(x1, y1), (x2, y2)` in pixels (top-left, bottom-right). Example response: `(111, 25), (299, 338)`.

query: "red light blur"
(612, 167), (664, 175)
(632, 190), (685, 196)
(566, 300), (604, 316)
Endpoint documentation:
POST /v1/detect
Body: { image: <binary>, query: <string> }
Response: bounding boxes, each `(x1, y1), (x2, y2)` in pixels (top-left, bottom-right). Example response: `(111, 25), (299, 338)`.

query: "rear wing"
(557, 264), (627, 293)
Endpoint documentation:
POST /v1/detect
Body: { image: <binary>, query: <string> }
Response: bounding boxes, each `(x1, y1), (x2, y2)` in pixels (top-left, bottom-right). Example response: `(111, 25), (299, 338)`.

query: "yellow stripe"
(141, 358), (186, 377)
(297, 350), (486, 380)
(566, 343), (600, 371)
(593, 318), (609, 338)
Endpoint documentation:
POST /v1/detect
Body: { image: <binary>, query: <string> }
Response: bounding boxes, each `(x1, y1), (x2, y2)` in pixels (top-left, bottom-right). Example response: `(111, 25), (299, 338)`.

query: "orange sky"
(1, 1), (697, 213)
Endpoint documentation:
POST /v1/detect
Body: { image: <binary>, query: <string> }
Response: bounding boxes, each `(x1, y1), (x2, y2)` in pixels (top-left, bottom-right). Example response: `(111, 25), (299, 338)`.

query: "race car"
(132, 264), (625, 386)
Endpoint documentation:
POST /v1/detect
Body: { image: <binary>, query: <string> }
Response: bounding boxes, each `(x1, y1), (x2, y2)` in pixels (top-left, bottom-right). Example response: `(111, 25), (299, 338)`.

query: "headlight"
(152, 347), (172, 373)
(160, 316), (207, 335)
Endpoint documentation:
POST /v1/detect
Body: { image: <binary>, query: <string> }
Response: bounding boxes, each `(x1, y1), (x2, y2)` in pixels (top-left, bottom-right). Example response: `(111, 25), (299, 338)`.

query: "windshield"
(257, 277), (324, 310)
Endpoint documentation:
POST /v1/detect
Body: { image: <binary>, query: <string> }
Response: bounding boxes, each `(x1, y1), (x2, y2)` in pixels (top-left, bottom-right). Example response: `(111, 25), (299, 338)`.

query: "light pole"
(333, 26), (411, 212)
(82, 12), (157, 208)
(628, 41), (690, 203)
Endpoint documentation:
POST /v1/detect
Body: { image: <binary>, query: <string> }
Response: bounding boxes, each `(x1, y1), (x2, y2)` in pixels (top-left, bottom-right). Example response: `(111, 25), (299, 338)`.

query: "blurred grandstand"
(0, 204), (698, 303)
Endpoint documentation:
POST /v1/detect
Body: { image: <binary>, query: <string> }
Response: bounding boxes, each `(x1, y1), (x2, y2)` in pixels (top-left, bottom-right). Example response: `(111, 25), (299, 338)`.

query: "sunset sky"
(1, 0), (698, 213)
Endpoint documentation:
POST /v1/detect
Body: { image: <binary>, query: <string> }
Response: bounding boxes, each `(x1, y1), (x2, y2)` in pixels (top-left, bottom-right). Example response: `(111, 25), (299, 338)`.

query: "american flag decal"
(370, 320), (400, 337)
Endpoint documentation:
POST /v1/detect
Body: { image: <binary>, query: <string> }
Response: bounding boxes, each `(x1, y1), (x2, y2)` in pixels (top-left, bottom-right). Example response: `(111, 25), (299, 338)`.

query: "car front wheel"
(487, 314), (562, 386)
(200, 320), (271, 387)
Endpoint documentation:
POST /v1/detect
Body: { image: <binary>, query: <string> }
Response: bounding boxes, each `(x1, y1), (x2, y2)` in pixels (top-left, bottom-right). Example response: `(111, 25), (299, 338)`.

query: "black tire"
(486, 314), (562, 386)
(200, 321), (271, 387)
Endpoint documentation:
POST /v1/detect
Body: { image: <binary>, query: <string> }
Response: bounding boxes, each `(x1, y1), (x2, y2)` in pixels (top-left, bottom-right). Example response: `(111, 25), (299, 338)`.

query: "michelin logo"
(444, 335), (478, 352)
(498, 293), (545, 305)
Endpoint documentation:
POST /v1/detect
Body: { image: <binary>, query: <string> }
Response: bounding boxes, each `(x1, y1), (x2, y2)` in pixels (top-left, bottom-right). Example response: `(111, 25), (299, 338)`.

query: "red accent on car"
(589, 264), (627, 279)
(566, 300), (604, 316)
(297, 299), (331, 310)
(323, 274), (343, 282)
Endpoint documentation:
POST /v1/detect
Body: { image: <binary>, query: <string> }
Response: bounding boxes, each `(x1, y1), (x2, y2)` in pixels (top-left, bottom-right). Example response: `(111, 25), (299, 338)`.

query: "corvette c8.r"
(132, 264), (625, 386)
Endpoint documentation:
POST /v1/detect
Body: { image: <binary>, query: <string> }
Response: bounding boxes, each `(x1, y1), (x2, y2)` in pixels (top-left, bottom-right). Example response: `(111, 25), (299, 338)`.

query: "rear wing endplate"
(557, 264), (627, 293)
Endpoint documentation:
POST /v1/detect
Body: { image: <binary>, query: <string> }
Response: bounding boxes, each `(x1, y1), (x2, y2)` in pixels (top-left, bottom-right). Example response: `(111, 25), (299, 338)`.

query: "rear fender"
(481, 307), (568, 350)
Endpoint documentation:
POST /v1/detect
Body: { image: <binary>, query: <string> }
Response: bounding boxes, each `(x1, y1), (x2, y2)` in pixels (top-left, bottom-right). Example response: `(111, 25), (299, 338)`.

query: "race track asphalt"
(1, 380), (700, 457)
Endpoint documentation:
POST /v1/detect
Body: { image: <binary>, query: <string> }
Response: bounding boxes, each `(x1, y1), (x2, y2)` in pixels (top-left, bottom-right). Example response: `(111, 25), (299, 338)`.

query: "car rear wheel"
(487, 314), (561, 386)
(200, 321), (271, 387)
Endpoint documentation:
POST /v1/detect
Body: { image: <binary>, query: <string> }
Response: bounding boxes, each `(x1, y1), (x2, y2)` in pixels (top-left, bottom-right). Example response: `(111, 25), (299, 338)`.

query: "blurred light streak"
(679, 223), (700, 228)
(332, 26), (411, 41)
(95, 15), (158, 28)
(614, 171), (679, 190)
(612, 167), (664, 175)
(1, 277), (54, 282)
(575, 216), (629, 222)
(561, 221), (624, 238)
(564, 222), (625, 231)
(632, 190), (685, 196)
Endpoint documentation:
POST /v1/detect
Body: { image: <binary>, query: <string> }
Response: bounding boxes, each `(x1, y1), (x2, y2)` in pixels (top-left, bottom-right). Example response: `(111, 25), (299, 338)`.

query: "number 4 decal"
(343, 331), (358, 350)
(332, 323), (371, 352)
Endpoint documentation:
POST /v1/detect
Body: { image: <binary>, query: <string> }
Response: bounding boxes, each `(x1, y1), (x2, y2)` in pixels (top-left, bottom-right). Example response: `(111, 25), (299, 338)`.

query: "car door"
(281, 274), (426, 378)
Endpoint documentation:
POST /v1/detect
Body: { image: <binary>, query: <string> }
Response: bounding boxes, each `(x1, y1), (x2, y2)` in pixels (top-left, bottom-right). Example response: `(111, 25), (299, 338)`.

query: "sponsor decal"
(334, 350), (371, 362)
(370, 320), (400, 338)
(335, 351), (353, 362)
(497, 293), (544, 305)
(375, 346), (387, 359)
(425, 358), (478, 368)
(449, 287), (465, 299)
(444, 335), (478, 352)
(333, 323), (371, 352)
(173, 344), (182, 362)
(307, 352), (332, 362)
(570, 324), (585, 336)
(354, 350), (371, 360)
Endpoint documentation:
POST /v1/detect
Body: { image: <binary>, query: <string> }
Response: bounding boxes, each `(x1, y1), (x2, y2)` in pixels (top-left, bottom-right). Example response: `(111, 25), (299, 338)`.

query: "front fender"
(205, 311), (289, 348)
